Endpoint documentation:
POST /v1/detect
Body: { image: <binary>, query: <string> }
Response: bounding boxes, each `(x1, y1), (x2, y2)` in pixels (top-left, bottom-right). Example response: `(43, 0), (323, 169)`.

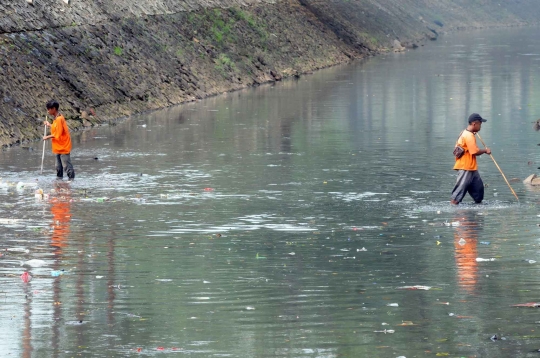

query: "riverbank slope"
(1, 0), (539, 146)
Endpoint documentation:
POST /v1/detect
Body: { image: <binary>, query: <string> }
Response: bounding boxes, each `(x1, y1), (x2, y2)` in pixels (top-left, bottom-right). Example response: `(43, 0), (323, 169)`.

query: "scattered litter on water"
(21, 259), (48, 267)
(525, 260), (537, 264)
(443, 221), (460, 227)
(374, 329), (395, 334)
(51, 270), (65, 277)
(398, 321), (415, 326)
(20, 272), (32, 283)
(512, 302), (540, 307)
(246, 306), (255, 310)
(0, 218), (22, 225)
(396, 285), (432, 290)
(288, 252), (295, 255)
(387, 303), (399, 307)
(256, 253), (266, 259)
(476, 258), (496, 262)
(155, 279), (173, 282)
(357, 247), (367, 252)
(65, 320), (85, 325)
(480, 241), (491, 245)
(95, 276), (103, 279)
(7, 247), (29, 253)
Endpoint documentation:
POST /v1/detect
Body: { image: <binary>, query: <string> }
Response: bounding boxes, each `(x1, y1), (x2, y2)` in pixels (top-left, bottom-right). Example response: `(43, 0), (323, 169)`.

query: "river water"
(1, 27), (540, 357)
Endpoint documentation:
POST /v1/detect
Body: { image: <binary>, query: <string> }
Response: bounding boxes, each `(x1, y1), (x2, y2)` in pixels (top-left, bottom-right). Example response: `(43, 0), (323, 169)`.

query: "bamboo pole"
(476, 132), (519, 202)
(40, 116), (47, 174)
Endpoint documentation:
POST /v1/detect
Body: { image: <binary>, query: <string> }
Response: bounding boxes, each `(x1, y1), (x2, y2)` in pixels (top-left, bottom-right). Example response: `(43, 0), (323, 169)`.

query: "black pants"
(451, 170), (484, 203)
(56, 153), (75, 180)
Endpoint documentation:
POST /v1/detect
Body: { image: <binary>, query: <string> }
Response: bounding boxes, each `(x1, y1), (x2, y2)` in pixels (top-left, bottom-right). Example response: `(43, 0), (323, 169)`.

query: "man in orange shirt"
(450, 113), (491, 205)
(43, 100), (75, 180)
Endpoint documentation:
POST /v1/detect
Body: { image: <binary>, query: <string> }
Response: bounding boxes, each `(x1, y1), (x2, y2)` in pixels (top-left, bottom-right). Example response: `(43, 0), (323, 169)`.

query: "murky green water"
(2, 27), (540, 357)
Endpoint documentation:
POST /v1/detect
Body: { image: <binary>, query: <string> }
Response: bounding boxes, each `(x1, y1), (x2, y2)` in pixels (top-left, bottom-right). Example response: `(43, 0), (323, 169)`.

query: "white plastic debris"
(387, 303), (399, 307)
(396, 285), (432, 290)
(246, 306), (255, 310)
(16, 182), (37, 190)
(21, 259), (48, 267)
(374, 329), (395, 334)
(476, 258), (496, 262)
(357, 247), (367, 252)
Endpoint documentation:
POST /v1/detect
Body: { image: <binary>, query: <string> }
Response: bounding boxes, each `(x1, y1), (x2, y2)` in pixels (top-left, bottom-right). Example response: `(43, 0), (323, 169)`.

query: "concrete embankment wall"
(0, 0), (539, 146)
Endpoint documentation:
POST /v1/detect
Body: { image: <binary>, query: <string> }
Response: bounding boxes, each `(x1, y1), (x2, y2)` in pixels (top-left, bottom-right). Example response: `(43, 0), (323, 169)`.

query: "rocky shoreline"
(1, 0), (539, 147)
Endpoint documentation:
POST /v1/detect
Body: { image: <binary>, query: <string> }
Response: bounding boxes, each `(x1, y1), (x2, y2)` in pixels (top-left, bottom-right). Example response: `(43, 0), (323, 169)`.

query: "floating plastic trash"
(51, 270), (64, 277)
(16, 182), (37, 190)
(476, 258), (496, 262)
(480, 241), (491, 245)
(526, 260), (537, 264)
(374, 329), (395, 334)
(21, 259), (47, 267)
(246, 306), (255, 310)
(357, 247), (367, 252)
(512, 302), (540, 307)
(387, 303), (399, 307)
(396, 285), (432, 290)
(20, 272), (32, 283)
(35, 188), (48, 200)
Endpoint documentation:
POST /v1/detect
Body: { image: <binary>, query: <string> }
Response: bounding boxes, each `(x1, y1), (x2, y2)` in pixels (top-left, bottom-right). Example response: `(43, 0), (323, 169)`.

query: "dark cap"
(468, 113), (487, 124)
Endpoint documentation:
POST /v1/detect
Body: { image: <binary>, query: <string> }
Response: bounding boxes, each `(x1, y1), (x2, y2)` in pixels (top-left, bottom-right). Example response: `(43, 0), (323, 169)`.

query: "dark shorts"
(451, 170), (484, 203)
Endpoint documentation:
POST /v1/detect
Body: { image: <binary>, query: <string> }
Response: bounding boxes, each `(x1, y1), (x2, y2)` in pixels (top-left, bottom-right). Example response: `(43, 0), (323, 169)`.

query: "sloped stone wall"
(0, 0), (539, 146)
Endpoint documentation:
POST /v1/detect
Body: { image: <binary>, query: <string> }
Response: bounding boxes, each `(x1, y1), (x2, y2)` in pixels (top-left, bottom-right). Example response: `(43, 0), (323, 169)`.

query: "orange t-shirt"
(50, 115), (72, 154)
(453, 130), (480, 171)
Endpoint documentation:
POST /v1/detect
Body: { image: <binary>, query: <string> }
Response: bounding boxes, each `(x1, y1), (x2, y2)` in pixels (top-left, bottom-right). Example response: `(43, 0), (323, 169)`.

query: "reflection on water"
(1, 27), (540, 357)
(453, 211), (483, 293)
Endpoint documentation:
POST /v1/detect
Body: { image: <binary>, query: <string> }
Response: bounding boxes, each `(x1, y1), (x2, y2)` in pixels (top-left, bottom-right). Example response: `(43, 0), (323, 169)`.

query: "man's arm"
(466, 134), (491, 156)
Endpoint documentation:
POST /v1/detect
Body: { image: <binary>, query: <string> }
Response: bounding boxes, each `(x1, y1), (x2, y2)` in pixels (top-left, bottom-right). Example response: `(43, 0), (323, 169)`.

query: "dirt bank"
(0, 0), (539, 146)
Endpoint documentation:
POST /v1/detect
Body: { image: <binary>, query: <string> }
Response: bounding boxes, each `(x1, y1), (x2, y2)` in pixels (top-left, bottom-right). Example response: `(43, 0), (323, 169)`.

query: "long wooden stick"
(476, 132), (519, 201)
(40, 116), (47, 174)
